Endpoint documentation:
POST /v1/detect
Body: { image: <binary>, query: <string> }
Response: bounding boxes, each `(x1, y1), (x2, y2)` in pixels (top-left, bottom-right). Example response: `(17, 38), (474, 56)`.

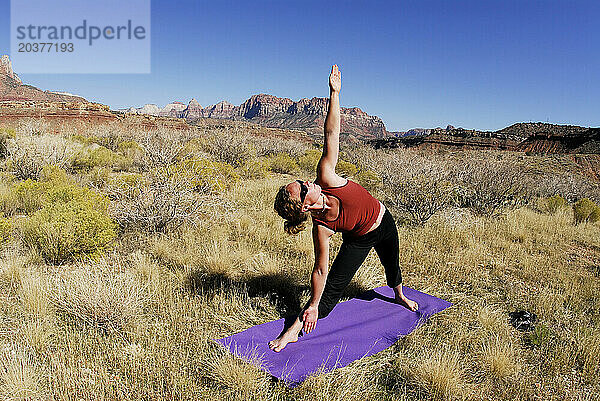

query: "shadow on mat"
(354, 289), (396, 304)
(185, 270), (309, 316)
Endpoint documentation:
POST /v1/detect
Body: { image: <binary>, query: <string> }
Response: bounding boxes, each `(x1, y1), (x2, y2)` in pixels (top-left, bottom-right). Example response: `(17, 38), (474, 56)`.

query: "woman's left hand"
(302, 306), (319, 333)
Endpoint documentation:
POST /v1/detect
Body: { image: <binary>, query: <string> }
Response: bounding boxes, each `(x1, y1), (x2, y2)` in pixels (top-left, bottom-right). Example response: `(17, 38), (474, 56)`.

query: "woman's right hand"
(302, 305), (319, 333)
(329, 64), (341, 93)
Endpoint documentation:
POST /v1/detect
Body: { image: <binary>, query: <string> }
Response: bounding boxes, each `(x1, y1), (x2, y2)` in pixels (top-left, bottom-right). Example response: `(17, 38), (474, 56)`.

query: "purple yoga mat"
(214, 286), (452, 387)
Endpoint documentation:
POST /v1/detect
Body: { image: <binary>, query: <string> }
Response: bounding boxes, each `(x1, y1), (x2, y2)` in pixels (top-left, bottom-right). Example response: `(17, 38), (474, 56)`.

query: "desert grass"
(0, 122), (599, 400)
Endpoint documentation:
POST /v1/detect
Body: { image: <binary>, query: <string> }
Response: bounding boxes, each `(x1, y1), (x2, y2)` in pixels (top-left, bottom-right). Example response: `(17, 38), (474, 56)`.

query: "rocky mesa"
(127, 93), (388, 140)
(0, 56), (189, 131)
(369, 123), (600, 154)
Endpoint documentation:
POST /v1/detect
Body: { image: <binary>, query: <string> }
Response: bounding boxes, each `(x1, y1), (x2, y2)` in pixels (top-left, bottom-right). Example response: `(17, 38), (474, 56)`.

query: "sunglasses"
(296, 180), (308, 202)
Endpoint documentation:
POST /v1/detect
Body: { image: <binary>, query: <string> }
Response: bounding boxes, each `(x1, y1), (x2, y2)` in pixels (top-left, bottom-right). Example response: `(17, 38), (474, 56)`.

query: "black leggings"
(317, 209), (402, 319)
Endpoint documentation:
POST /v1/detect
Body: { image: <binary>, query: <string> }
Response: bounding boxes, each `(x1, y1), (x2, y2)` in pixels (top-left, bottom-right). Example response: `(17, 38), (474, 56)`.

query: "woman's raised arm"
(316, 65), (345, 187)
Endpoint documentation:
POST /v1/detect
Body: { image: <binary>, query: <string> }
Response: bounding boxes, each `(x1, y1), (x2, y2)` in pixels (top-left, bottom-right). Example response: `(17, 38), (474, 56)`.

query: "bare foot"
(268, 331), (298, 352)
(395, 295), (419, 312)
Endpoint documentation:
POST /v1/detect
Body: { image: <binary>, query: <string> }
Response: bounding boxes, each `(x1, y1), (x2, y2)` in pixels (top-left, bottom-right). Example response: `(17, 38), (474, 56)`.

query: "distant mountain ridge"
(369, 123), (600, 154)
(2, 54), (598, 154)
(125, 94), (388, 140)
(0, 55), (86, 103)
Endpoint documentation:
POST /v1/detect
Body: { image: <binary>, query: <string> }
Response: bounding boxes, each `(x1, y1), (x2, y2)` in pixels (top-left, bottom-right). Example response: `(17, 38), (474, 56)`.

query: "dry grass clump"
(405, 347), (468, 400)
(536, 194), (569, 215)
(15, 174), (117, 264)
(478, 335), (521, 380)
(296, 356), (386, 401)
(477, 306), (508, 334)
(50, 268), (148, 333)
(19, 318), (57, 356)
(571, 327), (600, 382)
(0, 343), (47, 401)
(201, 349), (270, 397)
(18, 271), (51, 318)
(0, 249), (26, 290)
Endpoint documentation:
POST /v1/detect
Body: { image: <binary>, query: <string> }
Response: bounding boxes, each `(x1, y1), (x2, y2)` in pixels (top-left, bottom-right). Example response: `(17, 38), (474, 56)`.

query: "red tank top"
(312, 180), (381, 237)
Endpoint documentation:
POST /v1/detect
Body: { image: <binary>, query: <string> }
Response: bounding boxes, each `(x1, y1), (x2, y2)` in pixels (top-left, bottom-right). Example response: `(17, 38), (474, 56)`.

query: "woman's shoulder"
(315, 163), (347, 188)
(316, 176), (348, 189)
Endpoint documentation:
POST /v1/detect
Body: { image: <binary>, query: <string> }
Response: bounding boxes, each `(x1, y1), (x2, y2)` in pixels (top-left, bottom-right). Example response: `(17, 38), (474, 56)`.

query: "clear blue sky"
(1, 0), (598, 131)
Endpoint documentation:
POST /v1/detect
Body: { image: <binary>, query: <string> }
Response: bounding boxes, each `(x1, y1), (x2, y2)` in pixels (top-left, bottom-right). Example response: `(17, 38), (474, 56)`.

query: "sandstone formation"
(1, 55), (21, 84)
(200, 100), (236, 119)
(0, 101), (114, 125)
(128, 93), (388, 140)
(0, 55), (86, 103)
(0, 101), (191, 133)
(179, 98), (203, 119)
(158, 102), (187, 118)
(127, 104), (161, 116)
(369, 122), (600, 154)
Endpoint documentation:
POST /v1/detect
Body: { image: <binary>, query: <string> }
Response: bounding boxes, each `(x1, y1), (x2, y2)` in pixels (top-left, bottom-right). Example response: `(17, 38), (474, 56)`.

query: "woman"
(270, 65), (418, 353)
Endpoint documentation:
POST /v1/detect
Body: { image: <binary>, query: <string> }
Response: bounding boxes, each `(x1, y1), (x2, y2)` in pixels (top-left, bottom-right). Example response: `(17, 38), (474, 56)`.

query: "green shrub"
(12, 175), (106, 215)
(298, 149), (321, 172)
(13, 179), (50, 214)
(238, 158), (270, 179)
(573, 198), (600, 224)
(527, 323), (554, 348)
(110, 172), (147, 188)
(591, 207), (600, 223)
(356, 169), (382, 192)
(116, 140), (144, 167)
(72, 146), (130, 171)
(268, 153), (300, 175)
(0, 127), (16, 157)
(117, 140), (142, 155)
(0, 215), (11, 243)
(22, 198), (116, 264)
(20, 184), (114, 264)
(179, 137), (211, 160)
(540, 195), (569, 214)
(336, 160), (358, 178)
(175, 158), (239, 193)
(86, 166), (112, 189)
(0, 127), (17, 138)
(71, 133), (101, 146)
(39, 164), (70, 183)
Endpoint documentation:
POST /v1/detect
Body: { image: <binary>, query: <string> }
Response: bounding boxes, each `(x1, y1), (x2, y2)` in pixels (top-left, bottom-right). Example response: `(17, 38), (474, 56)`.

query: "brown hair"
(274, 184), (309, 235)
